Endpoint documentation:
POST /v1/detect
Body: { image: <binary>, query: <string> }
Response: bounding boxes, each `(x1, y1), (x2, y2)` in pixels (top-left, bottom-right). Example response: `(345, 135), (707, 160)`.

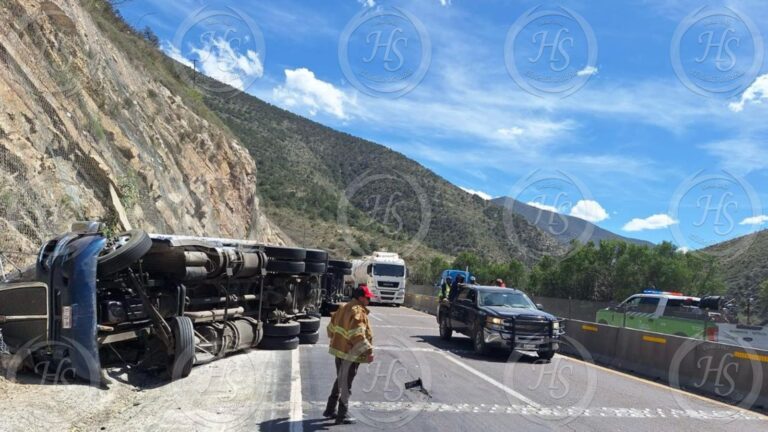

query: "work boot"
(334, 414), (357, 425)
(322, 408), (337, 419)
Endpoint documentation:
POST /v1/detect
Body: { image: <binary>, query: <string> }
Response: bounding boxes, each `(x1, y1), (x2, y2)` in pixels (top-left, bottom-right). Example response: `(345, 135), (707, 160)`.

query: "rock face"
(0, 0), (284, 269)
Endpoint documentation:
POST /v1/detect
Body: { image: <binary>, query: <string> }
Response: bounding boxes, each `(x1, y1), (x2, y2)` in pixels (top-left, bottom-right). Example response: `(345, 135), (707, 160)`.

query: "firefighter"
(323, 284), (374, 425)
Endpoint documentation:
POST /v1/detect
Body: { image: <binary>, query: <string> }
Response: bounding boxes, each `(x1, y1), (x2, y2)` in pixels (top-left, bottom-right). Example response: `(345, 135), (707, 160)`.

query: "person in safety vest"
(439, 276), (453, 300)
(323, 284), (374, 425)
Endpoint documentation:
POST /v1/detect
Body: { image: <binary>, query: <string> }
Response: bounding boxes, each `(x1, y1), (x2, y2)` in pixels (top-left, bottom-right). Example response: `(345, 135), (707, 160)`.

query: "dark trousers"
(325, 357), (360, 417)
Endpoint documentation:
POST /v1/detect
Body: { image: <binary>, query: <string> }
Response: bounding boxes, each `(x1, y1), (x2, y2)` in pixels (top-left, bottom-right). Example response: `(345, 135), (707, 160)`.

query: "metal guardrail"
(403, 290), (768, 410)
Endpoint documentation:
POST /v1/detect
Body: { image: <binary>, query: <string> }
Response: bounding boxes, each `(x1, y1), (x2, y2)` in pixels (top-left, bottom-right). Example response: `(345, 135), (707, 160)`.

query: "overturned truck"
(0, 222), (351, 383)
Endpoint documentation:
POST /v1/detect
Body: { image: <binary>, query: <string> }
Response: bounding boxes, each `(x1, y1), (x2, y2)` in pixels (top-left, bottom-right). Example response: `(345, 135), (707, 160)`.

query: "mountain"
(192, 74), (564, 266)
(703, 230), (768, 300)
(491, 197), (653, 247)
(0, 0), (285, 270)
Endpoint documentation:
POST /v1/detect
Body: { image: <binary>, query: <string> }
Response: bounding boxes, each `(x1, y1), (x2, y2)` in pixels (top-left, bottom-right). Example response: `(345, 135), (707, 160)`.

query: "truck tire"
(259, 336), (300, 350)
(266, 260), (305, 274)
(298, 317), (321, 333)
(328, 267), (352, 276)
(304, 261), (327, 274)
(537, 349), (555, 361)
(97, 230), (152, 276)
(439, 313), (453, 341)
(305, 249), (328, 263)
(299, 331), (320, 345)
(168, 316), (195, 380)
(264, 246), (306, 261)
(264, 321), (301, 338)
(473, 325), (489, 356)
(328, 259), (352, 269)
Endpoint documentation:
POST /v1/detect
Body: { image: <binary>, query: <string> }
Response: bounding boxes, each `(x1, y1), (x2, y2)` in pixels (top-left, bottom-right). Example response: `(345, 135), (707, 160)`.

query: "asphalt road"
(2, 305), (766, 431)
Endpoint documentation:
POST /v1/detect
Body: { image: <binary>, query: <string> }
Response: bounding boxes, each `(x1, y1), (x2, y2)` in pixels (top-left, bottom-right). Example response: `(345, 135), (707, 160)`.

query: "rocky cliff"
(0, 0), (285, 269)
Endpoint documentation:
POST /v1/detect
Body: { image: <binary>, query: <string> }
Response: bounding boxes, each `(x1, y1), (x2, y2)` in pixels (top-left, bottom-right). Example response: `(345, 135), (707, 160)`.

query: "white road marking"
(372, 325), (434, 330)
(235, 401), (765, 420)
(369, 313), (383, 322)
(289, 348), (303, 432)
(438, 352), (542, 409)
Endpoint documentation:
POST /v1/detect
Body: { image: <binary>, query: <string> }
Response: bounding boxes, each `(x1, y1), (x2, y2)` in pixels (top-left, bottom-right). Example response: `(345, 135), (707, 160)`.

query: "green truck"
(596, 290), (719, 340)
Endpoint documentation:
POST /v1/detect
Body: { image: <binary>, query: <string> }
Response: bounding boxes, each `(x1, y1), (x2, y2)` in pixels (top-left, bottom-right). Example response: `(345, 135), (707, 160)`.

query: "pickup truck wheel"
(168, 316), (195, 380)
(439, 314), (452, 340)
(298, 317), (321, 333)
(473, 325), (489, 356)
(264, 321), (301, 338)
(259, 336), (300, 350)
(537, 349), (555, 361)
(298, 331), (320, 345)
(266, 259), (305, 274)
(97, 230), (152, 276)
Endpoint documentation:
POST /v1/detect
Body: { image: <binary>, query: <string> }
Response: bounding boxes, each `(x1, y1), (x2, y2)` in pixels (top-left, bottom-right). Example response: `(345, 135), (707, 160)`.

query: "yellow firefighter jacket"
(327, 298), (373, 363)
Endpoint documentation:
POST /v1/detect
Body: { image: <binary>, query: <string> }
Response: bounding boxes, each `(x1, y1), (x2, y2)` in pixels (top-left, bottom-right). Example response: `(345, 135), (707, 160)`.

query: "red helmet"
(354, 284), (374, 299)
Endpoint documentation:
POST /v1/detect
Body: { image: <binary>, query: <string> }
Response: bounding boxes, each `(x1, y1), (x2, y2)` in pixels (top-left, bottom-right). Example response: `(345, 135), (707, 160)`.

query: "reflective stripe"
(327, 324), (366, 340)
(328, 347), (370, 363)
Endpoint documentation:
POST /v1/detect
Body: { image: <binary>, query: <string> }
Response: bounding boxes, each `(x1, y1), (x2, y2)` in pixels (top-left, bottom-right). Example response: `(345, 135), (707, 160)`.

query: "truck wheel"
(264, 321), (301, 338)
(299, 331), (320, 345)
(168, 316), (195, 380)
(298, 317), (321, 333)
(266, 260), (305, 274)
(97, 230), (152, 276)
(304, 261), (327, 274)
(328, 259), (352, 269)
(259, 336), (300, 350)
(473, 325), (489, 356)
(264, 246), (306, 261)
(305, 249), (328, 263)
(439, 314), (453, 341)
(537, 349), (555, 361)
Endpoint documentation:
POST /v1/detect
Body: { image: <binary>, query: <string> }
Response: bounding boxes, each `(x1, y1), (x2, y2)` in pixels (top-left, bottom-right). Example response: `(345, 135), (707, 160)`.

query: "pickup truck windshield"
(373, 264), (405, 277)
(479, 291), (536, 309)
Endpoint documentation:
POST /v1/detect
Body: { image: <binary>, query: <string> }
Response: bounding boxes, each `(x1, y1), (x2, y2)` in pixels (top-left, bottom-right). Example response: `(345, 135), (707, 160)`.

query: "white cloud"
(527, 201), (560, 213)
(577, 66), (599, 77)
(460, 187), (492, 200)
(273, 68), (353, 119)
(701, 139), (768, 174)
(729, 74), (768, 112)
(569, 199), (609, 223)
(439, 0), (452, 5)
(622, 214), (678, 232)
(357, 0), (375, 7)
(740, 215), (768, 225)
(496, 127), (524, 138)
(162, 37), (263, 91)
(677, 246), (690, 253)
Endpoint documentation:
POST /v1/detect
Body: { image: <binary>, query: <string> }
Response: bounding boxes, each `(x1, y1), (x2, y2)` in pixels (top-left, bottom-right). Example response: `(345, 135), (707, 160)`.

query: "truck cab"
(351, 252), (407, 305)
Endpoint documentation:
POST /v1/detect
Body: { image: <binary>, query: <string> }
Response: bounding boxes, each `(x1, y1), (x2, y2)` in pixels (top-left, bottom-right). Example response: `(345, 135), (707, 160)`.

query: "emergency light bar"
(643, 289), (684, 296)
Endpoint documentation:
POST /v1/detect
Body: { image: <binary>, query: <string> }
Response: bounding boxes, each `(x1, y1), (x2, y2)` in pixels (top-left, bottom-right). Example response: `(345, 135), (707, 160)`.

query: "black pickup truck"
(437, 285), (564, 359)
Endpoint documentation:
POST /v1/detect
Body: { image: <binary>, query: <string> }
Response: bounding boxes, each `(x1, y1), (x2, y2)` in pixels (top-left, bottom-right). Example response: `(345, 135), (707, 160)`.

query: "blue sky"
(117, 0), (768, 250)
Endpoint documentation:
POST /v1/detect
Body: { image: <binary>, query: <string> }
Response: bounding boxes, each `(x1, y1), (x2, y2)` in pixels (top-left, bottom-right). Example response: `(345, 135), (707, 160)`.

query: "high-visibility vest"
(443, 281), (451, 298)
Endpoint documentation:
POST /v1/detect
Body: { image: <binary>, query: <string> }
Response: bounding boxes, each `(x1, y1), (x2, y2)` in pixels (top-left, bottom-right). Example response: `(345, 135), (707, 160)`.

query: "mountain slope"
(704, 229), (768, 300)
(491, 197), (653, 247)
(0, 0), (284, 270)
(193, 73), (564, 265)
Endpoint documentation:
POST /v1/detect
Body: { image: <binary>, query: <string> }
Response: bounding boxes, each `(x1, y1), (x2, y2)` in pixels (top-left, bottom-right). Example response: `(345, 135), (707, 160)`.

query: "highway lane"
(271, 305), (767, 432)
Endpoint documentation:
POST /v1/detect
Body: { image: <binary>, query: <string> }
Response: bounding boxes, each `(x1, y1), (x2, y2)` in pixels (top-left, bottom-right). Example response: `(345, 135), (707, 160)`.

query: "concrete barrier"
(404, 295), (768, 410)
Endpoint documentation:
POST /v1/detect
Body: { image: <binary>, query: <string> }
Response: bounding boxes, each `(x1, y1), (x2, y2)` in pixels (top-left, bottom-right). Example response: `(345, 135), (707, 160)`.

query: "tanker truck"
(351, 251), (406, 306)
